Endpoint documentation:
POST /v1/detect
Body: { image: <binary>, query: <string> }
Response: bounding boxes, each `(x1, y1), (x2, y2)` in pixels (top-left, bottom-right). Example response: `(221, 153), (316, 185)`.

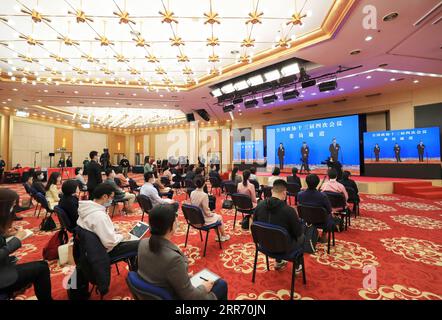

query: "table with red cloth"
(47, 167), (76, 180)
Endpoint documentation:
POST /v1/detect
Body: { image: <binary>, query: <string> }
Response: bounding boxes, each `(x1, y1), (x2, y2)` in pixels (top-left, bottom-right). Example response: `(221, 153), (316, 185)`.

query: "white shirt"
(140, 182), (172, 207)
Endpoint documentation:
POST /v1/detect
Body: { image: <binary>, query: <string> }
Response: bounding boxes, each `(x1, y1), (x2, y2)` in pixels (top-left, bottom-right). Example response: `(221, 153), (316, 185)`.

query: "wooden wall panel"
(54, 128), (73, 151)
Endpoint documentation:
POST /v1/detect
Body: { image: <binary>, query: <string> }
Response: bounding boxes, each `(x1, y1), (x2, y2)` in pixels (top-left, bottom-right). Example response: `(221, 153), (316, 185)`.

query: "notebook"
(190, 268), (220, 288)
(6, 229), (34, 242)
(126, 221), (150, 241)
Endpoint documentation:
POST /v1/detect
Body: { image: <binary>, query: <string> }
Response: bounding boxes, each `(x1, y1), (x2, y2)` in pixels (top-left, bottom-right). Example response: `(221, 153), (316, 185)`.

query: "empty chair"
(250, 221), (306, 300)
(181, 203), (222, 257)
(231, 193), (255, 229)
(136, 194), (153, 222)
(54, 205), (76, 234)
(286, 183), (301, 205)
(297, 205), (335, 254)
(126, 271), (173, 300)
(345, 187), (360, 217)
(323, 191), (350, 230)
(208, 177), (222, 196)
(223, 182), (237, 200)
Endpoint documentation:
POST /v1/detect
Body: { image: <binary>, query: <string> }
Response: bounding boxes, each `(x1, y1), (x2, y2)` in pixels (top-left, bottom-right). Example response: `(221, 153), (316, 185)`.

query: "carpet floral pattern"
(1, 174), (441, 300)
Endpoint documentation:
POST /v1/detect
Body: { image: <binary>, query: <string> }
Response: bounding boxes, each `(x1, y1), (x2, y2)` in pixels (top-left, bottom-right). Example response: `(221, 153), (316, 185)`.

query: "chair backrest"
(128, 178), (139, 190)
(181, 203), (205, 226)
(54, 205), (75, 233)
(160, 176), (170, 186)
(231, 193), (253, 210)
(262, 186), (273, 199)
(297, 205), (328, 225)
(136, 194), (153, 213)
(126, 271), (172, 300)
(224, 182), (237, 195)
(251, 221), (291, 254)
(323, 191), (346, 209)
(23, 183), (32, 195)
(184, 179), (196, 189)
(345, 187), (358, 202)
(35, 192), (51, 211)
(209, 177), (220, 188)
(287, 182), (301, 194)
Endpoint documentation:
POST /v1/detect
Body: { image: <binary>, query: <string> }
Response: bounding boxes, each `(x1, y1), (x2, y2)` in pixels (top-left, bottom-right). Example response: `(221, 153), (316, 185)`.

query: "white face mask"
(103, 200), (113, 207)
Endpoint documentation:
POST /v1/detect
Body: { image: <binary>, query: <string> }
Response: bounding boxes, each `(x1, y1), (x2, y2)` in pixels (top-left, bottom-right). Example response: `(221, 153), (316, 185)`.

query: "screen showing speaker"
(363, 126), (441, 163)
(266, 115), (360, 173)
(233, 140), (264, 162)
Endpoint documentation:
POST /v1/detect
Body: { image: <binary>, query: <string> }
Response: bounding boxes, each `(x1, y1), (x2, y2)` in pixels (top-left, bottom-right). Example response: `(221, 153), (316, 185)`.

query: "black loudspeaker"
(186, 113), (195, 122)
(195, 109), (210, 122)
(318, 80), (337, 92)
(49, 153), (55, 157)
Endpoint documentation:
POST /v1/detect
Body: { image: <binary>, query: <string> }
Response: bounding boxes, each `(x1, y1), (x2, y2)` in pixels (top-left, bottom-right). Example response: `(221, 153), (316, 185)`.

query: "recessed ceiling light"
(12, 88), (18, 91)
(338, 88), (344, 91)
(163, 104), (167, 107)
(311, 92), (317, 96)
(365, 36), (373, 42)
(7, 98), (11, 101)
(66, 101), (70, 103)
(160, 94), (164, 98)
(92, 101), (96, 104)
(353, 86), (360, 89)
(413, 80), (419, 84)
(366, 75), (372, 79)
(383, 12), (399, 22)
(132, 93), (137, 96)
(74, 91), (79, 94)
(37, 99), (42, 102)
(105, 92), (110, 95)
(390, 78), (396, 82)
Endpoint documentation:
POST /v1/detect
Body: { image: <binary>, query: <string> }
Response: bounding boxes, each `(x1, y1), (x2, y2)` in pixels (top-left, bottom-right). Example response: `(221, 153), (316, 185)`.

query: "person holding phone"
(137, 204), (228, 300)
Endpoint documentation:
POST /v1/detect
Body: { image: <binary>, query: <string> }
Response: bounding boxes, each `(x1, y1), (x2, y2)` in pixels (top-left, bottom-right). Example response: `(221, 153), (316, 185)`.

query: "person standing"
(394, 143), (401, 162)
(374, 144), (380, 162)
(0, 155), (5, 182)
(417, 141), (425, 162)
(300, 142), (310, 174)
(120, 155), (130, 177)
(100, 149), (110, 171)
(87, 151), (103, 200)
(66, 156), (73, 168)
(277, 143), (285, 170)
(329, 138), (340, 162)
(58, 156), (65, 168)
(82, 157), (90, 175)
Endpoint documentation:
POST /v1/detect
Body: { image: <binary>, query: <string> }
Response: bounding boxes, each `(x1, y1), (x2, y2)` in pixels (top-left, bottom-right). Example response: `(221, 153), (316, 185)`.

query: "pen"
(200, 276), (208, 281)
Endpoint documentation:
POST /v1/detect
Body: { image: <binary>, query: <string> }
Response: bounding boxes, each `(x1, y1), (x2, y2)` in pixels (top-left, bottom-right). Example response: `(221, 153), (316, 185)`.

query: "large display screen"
(363, 127), (441, 163)
(233, 140), (265, 162)
(266, 115), (360, 173)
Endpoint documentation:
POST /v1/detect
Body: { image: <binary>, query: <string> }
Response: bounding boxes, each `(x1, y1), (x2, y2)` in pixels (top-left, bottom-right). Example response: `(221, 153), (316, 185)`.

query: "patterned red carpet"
(3, 175), (442, 300)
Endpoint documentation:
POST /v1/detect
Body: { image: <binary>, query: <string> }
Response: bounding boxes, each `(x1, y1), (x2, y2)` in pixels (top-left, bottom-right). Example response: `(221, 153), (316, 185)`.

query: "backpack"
(42, 229), (68, 260)
(303, 223), (319, 254)
(333, 216), (345, 232)
(222, 199), (233, 209)
(40, 215), (56, 231)
(241, 215), (250, 230)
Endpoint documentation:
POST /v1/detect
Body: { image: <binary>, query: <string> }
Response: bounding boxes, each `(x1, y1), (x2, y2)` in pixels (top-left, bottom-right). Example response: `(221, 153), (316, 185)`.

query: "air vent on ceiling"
(282, 108), (293, 112)
(305, 104), (318, 108)
(56, 90), (64, 94)
(262, 112), (272, 115)
(171, 95), (178, 98)
(22, 99), (29, 102)
(79, 101), (84, 104)
(333, 99), (347, 103)
(118, 93), (124, 96)
(366, 93), (382, 98)
(126, 102), (132, 105)
(395, 78), (405, 82)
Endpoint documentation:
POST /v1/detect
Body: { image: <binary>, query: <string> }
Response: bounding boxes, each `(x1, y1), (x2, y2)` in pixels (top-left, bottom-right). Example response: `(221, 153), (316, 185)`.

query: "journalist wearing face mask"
(31, 171), (46, 194)
(0, 188), (52, 300)
(137, 204), (228, 300)
(76, 183), (139, 262)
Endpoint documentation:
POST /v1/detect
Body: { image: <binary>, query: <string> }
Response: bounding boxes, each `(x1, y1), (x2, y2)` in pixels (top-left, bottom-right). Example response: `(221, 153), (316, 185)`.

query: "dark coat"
(87, 160), (102, 191)
(0, 236), (21, 289)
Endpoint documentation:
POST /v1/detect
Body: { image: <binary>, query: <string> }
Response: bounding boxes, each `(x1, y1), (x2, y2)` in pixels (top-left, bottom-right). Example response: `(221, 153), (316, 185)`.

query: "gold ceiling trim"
(0, 0), (355, 92)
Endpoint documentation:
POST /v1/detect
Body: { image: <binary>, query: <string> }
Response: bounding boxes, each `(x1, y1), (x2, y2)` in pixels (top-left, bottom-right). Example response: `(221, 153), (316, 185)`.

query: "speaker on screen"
(186, 113), (195, 122)
(195, 109), (210, 122)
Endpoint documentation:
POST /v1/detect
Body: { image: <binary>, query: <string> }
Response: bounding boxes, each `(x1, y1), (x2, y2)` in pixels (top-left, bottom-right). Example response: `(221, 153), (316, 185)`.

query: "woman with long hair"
(0, 188), (52, 300)
(45, 171), (61, 210)
(237, 170), (257, 208)
(137, 204), (228, 300)
(230, 167), (242, 184)
(58, 179), (80, 229)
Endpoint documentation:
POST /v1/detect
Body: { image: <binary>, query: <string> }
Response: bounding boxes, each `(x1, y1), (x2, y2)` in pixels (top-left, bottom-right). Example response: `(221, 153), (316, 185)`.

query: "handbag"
(42, 229), (68, 260)
(222, 199), (233, 209)
(303, 223), (319, 254)
(40, 215), (56, 231)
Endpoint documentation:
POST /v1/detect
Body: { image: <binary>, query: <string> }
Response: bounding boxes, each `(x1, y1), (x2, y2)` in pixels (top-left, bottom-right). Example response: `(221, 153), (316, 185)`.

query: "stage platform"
(253, 172), (442, 195)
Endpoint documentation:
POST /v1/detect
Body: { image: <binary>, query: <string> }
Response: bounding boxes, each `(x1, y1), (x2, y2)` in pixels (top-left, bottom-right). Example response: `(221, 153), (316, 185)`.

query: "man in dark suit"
(329, 138), (340, 162)
(287, 167), (301, 186)
(374, 144), (380, 162)
(100, 149), (110, 171)
(297, 174), (334, 243)
(87, 150), (103, 200)
(277, 143), (285, 170)
(0, 155), (5, 182)
(417, 141), (425, 162)
(300, 142), (310, 174)
(394, 143), (401, 162)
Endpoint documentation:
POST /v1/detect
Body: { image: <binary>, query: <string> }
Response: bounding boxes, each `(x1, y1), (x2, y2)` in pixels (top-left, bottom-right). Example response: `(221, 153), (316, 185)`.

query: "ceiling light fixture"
(247, 74), (264, 86)
(264, 70), (281, 82)
(281, 63), (300, 77)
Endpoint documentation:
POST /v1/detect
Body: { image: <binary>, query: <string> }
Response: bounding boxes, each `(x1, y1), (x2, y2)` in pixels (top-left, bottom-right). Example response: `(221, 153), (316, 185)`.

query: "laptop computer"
(126, 221), (150, 241)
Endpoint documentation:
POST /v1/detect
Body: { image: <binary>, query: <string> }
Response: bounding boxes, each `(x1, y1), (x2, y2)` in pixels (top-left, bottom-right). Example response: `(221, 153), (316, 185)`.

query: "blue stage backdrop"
(363, 127), (441, 163)
(266, 115), (360, 170)
(233, 140), (264, 162)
